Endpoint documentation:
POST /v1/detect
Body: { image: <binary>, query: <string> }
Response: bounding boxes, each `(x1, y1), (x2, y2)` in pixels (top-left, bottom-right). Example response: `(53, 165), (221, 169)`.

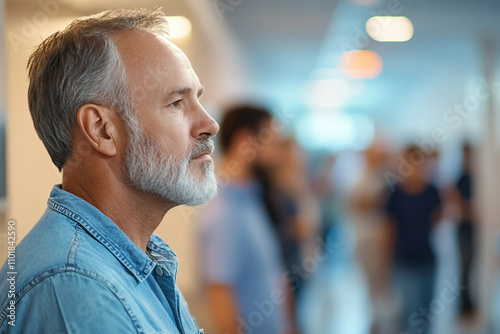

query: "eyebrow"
(167, 86), (204, 99)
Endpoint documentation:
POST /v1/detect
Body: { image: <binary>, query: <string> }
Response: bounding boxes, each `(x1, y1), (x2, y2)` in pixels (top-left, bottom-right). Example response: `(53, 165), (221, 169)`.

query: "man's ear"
(76, 104), (120, 157)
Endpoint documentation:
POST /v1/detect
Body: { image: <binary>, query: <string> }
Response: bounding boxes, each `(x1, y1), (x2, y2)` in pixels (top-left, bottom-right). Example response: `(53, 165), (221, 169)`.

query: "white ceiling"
(219, 0), (500, 148)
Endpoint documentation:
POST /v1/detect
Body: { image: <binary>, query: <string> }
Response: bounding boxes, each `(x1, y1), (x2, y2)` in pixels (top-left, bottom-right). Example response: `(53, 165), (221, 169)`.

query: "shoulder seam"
(67, 224), (83, 266)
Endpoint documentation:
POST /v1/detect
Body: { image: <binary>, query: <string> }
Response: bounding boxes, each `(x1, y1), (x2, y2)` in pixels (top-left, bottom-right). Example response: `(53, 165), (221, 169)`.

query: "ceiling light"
(166, 16), (192, 39)
(366, 16), (413, 42)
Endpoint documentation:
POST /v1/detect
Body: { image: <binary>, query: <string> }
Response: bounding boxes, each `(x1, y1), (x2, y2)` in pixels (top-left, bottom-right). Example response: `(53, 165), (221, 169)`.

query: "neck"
(401, 175), (427, 194)
(62, 168), (176, 252)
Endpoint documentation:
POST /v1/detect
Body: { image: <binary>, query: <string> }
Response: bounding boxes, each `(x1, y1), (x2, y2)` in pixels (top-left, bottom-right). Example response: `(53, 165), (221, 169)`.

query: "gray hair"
(27, 7), (169, 171)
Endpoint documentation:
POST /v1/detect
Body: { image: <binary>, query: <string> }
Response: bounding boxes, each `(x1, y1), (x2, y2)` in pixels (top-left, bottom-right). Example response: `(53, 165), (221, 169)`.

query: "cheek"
(170, 111), (185, 128)
(165, 135), (190, 159)
(152, 124), (191, 159)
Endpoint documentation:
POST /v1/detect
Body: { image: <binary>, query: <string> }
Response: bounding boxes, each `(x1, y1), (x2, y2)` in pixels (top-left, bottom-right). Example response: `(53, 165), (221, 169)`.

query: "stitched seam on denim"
(0, 267), (144, 333)
(47, 199), (151, 282)
(174, 292), (186, 333)
(67, 224), (83, 266)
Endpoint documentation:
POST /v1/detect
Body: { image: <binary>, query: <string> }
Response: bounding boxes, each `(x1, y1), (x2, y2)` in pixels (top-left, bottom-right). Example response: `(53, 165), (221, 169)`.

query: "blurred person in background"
(348, 142), (393, 334)
(268, 137), (321, 298)
(311, 154), (340, 248)
(198, 105), (296, 334)
(384, 145), (443, 334)
(455, 144), (477, 318)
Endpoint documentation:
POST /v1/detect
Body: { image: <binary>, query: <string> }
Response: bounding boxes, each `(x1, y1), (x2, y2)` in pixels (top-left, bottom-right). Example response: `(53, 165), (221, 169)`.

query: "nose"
(192, 104), (220, 140)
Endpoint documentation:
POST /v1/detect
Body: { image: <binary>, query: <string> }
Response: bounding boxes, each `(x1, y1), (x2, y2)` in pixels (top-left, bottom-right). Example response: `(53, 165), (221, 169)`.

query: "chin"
(179, 173), (218, 207)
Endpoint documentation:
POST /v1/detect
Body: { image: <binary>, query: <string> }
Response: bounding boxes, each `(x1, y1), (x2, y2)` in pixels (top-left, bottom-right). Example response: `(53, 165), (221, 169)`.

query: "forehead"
(112, 29), (198, 95)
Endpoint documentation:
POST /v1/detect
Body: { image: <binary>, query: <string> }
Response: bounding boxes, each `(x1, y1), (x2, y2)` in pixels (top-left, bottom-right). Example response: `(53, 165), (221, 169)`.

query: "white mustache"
(189, 139), (215, 161)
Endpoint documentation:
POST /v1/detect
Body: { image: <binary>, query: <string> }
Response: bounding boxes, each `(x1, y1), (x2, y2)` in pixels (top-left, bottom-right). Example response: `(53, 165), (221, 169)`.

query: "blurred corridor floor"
(297, 221), (486, 334)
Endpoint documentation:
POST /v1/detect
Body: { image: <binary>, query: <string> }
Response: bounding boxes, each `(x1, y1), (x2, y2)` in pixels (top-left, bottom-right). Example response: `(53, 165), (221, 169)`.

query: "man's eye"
(170, 100), (182, 108)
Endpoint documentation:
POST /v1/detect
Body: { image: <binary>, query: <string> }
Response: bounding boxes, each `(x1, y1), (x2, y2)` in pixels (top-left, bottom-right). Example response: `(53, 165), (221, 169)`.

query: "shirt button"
(155, 266), (164, 276)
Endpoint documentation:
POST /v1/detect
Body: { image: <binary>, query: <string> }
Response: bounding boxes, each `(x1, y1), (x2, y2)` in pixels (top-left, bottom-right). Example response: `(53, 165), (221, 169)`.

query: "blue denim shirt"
(0, 185), (203, 333)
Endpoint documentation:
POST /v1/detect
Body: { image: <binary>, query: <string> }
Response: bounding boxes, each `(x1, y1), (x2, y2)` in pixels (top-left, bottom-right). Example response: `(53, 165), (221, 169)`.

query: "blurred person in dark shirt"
(268, 138), (321, 297)
(455, 144), (476, 317)
(385, 145), (443, 334)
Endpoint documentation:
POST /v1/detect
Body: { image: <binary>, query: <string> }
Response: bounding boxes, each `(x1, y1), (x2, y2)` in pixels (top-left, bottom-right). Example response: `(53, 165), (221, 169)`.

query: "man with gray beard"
(0, 8), (218, 333)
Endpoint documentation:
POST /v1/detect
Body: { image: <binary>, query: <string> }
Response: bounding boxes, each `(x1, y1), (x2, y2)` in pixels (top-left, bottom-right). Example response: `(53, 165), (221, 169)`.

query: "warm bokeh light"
(166, 16), (192, 39)
(366, 16), (414, 42)
(340, 50), (383, 79)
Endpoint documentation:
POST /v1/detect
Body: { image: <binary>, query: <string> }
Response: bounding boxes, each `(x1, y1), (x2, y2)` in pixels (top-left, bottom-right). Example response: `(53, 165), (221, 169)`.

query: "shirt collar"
(147, 235), (179, 280)
(47, 185), (178, 283)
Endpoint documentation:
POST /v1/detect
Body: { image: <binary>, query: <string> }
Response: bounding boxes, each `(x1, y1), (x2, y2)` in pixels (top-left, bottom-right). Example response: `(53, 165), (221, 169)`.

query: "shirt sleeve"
(1, 271), (138, 333)
(432, 185), (443, 214)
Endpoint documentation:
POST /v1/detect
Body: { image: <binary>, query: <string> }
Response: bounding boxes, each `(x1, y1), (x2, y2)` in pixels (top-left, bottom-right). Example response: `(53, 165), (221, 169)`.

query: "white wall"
(0, 0), (5, 111)
(0, 0), (6, 264)
(6, 3), (80, 252)
(476, 41), (500, 329)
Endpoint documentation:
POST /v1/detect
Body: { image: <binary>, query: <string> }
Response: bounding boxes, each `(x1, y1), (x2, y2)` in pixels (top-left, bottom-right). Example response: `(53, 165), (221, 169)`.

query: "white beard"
(123, 116), (217, 206)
